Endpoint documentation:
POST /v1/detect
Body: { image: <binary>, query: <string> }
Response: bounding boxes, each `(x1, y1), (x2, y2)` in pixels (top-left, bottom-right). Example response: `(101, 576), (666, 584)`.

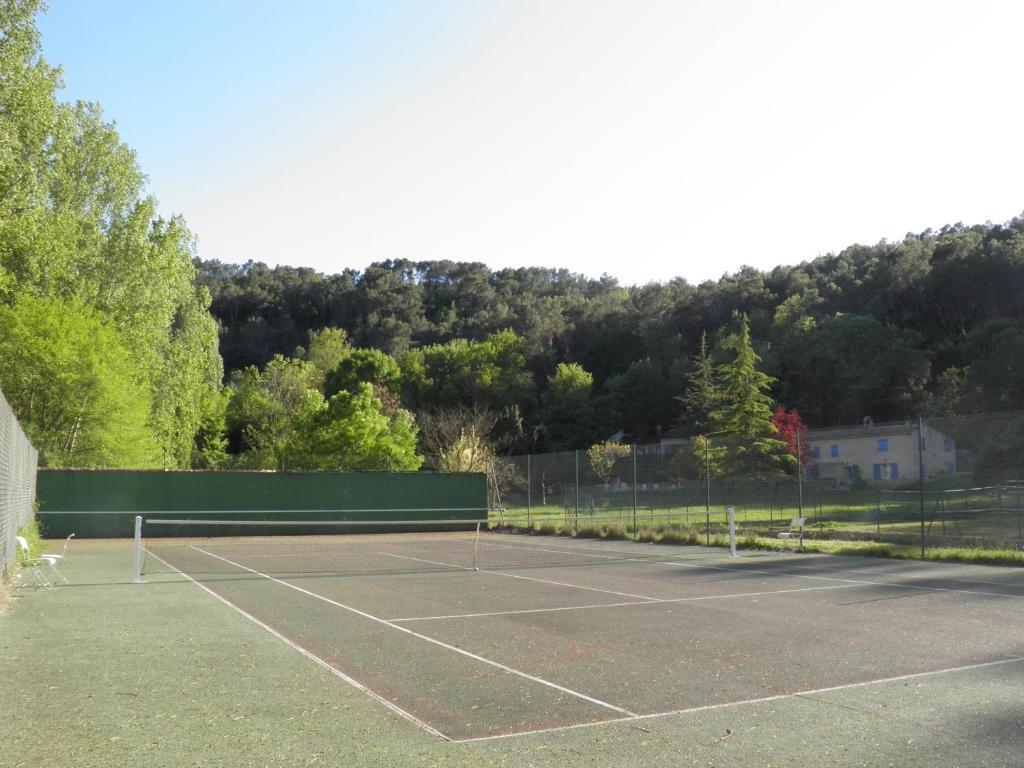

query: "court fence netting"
(0, 386), (38, 580)
(132, 511), (740, 581)
(489, 410), (1024, 555)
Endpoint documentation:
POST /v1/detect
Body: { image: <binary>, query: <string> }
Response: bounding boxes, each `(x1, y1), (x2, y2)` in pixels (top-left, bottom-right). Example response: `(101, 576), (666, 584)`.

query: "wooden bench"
(777, 517), (806, 549)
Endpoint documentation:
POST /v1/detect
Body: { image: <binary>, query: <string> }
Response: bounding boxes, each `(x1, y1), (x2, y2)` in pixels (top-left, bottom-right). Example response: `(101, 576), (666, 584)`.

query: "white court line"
(451, 655), (1024, 744)
(382, 550), (662, 600)
(377, 551), (475, 571)
(480, 536), (1024, 600)
(390, 584), (861, 622)
(478, 568), (661, 601)
(651, 559), (1024, 600)
(478, 538), (659, 563)
(190, 546), (638, 718)
(143, 549), (449, 741)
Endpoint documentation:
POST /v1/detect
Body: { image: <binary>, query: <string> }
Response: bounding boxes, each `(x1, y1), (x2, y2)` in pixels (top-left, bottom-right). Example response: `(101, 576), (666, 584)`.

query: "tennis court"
(133, 519), (1024, 743)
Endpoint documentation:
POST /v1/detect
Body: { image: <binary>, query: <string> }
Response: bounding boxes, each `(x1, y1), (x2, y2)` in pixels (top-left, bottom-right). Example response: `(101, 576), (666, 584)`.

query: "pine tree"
(710, 314), (792, 478)
(676, 331), (718, 435)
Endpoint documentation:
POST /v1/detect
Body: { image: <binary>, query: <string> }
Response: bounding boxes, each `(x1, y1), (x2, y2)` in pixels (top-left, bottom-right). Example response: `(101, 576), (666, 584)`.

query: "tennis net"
(134, 512), (737, 581)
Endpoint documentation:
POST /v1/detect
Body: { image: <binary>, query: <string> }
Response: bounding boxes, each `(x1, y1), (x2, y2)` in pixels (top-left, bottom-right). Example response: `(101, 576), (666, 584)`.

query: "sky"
(38, 0), (1024, 286)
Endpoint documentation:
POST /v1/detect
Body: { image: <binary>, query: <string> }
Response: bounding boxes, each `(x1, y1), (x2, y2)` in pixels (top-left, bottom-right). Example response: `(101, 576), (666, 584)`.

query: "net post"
(473, 522), (480, 570)
(726, 507), (737, 557)
(131, 515), (143, 583)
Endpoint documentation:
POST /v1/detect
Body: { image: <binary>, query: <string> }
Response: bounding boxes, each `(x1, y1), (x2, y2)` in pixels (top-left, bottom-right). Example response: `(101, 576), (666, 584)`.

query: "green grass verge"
(737, 535), (1024, 566)
(491, 519), (1024, 567)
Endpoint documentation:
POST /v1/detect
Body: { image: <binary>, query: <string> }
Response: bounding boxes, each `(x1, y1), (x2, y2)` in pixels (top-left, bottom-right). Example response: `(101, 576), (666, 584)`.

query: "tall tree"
(0, 294), (158, 467)
(675, 331), (718, 435)
(538, 363), (596, 451)
(0, 1), (222, 468)
(710, 314), (791, 478)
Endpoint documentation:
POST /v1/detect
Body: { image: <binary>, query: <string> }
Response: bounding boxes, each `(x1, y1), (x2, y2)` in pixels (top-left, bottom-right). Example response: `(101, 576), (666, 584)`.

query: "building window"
(812, 446), (821, 459)
(848, 466), (860, 482)
(830, 445), (839, 458)
(877, 438), (889, 452)
(873, 463), (898, 480)
(946, 461), (956, 474)
(944, 437), (954, 451)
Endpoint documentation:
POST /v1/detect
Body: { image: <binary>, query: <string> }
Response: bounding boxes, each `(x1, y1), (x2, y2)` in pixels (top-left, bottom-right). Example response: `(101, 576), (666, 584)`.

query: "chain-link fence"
(490, 411), (1024, 554)
(1, 387), (38, 579)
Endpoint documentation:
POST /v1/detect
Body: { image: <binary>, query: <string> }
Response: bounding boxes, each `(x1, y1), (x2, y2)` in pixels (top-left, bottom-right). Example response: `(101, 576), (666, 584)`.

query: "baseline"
(451, 655), (1024, 744)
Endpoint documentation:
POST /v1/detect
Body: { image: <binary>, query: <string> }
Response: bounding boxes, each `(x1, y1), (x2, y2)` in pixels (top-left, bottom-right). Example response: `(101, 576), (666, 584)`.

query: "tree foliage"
(586, 441), (631, 485)
(197, 216), (1024, 449)
(771, 406), (811, 469)
(0, 294), (158, 467)
(538, 363), (596, 451)
(0, 1), (221, 468)
(281, 385), (422, 471)
(710, 314), (792, 478)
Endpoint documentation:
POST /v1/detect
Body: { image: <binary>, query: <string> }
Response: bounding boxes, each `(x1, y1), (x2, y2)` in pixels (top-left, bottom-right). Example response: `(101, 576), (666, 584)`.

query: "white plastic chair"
(43, 533), (74, 584)
(16, 534), (73, 586)
(15, 536), (54, 590)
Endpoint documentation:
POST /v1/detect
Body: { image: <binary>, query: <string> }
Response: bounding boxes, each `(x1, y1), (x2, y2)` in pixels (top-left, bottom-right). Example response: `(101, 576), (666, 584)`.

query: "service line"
(190, 546), (638, 718)
(388, 583), (860, 622)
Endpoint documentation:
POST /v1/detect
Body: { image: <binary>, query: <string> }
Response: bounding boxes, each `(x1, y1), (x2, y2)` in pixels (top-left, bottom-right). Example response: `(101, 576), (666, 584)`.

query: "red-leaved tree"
(771, 406), (811, 467)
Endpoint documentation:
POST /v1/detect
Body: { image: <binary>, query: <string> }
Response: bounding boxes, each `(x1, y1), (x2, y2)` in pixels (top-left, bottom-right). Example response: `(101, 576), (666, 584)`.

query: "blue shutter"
(873, 464), (882, 480)
(891, 463), (898, 479)
(830, 445), (839, 457)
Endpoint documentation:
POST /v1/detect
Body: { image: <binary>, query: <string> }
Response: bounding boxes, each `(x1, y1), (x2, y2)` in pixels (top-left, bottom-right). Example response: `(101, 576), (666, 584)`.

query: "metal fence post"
(574, 449), (580, 527)
(526, 454), (532, 525)
(632, 443), (638, 533)
(705, 437), (712, 545)
(918, 416), (926, 557)
(796, 428), (804, 518)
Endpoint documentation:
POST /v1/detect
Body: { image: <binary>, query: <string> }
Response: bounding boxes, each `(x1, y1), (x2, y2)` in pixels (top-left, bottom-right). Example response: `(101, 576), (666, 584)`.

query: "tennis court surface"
(134, 521), (1024, 743)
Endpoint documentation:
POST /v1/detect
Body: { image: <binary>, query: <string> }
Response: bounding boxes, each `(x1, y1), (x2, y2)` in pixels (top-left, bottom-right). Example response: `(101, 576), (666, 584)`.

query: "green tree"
(191, 387), (230, 469)
(0, 294), (158, 467)
(605, 358), (667, 439)
(400, 329), (534, 412)
(586, 441), (631, 487)
(538, 362), (596, 450)
(325, 347), (401, 399)
(281, 384), (422, 471)
(961, 319), (1024, 411)
(675, 331), (718, 434)
(685, 434), (727, 480)
(710, 314), (791, 478)
(0, 2), (223, 467)
(225, 355), (321, 468)
(302, 327), (352, 386)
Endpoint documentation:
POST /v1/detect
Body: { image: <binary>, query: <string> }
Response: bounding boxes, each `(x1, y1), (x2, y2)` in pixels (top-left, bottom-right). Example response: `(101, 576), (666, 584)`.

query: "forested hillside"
(198, 218), (1024, 450)
(2, 0), (1021, 473)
